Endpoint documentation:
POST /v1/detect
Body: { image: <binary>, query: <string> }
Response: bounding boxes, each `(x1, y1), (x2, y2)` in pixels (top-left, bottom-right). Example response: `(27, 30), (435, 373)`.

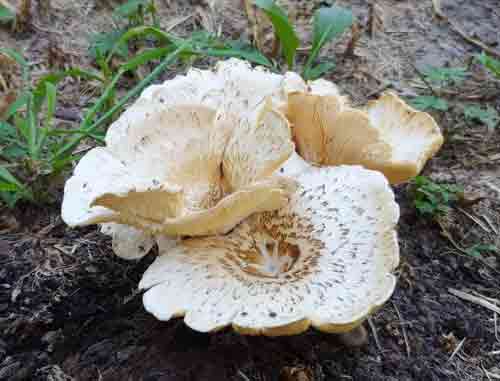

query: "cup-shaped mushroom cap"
(286, 88), (443, 184)
(62, 90), (296, 243)
(140, 164), (399, 335)
(364, 91), (444, 184)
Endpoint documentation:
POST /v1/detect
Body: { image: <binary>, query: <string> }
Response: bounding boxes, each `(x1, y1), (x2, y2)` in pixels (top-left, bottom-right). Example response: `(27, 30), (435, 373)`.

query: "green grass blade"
(303, 61), (336, 80)
(304, 5), (353, 74)
(197, 46), (272, 67)
(254, 0), (299, 68)
(35, 82), (57, 155)
(0, 166), (22, 187)
(26, 93), (38, 159)
(2, 92), (29, 120)
(105, 26), (180, 65)
(120, 47), (173, 71)
(33, 68), (105, 113)
(477, 52), (500, 78)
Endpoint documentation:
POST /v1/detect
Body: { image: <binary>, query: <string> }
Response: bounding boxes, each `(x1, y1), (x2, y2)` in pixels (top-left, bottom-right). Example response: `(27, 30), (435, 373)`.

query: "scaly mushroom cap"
(140, 164), (399, 336)
(286, 88), (443, 184)
(62, 95), (295, 259)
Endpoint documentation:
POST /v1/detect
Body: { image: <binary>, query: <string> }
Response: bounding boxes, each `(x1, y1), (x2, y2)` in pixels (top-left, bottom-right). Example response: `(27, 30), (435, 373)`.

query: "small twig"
(408, 61), (439, 98)
(367, 317), (382, 352)
(448, 337), (466, 362)
(456, 207), (491, 233)
(392, 302), (410, 357)
(495, 312), (499, 342)
(449, 288), (500, 314)
(238, 370), (251, 381)
(165, 14), (193, 32)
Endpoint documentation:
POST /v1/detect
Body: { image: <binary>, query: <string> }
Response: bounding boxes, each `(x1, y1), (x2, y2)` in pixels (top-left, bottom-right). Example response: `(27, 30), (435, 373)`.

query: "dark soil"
(1, 0), (500, 380)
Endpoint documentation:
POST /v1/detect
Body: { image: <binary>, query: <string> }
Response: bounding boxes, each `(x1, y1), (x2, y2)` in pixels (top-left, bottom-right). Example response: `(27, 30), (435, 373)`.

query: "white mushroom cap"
(140, 164), (399, 335)
(62, 70), (296, 247)
(286, 88), (444, 184)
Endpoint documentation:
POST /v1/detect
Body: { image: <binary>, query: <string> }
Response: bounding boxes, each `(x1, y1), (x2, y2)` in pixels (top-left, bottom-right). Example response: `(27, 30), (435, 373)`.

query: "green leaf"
(463, 105), (499, 130)
(89, 29), (129, 59)
(254, 0), (299, 68)
(465, 244), (498, 258)
(422, 66), (467, 86)
(197, 46), (272, 67)
(0, 4), (15, 23)
(120, 47), (173, 71)
(33, 68), (104, 113)
(2, 92), (29, 120)
(410, 96), (449, 111)
(113, 0), (149, 18)
(0, 166), (22, 187)
(303, 61), (336, 80)
(105, 26), (178, 65)
(476, 52), (500, 78)
(35, 82), (57, 155)
(304, 5), (353, 75)
(0, 121), (17, 139)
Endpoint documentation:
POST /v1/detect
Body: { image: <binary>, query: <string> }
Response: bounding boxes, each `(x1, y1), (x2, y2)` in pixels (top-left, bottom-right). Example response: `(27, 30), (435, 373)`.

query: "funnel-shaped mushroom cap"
(364, 92), (444, 183)
(287, 89), (443, 184)
(62, 96), (296, 253)
(140, 164), (399, 335)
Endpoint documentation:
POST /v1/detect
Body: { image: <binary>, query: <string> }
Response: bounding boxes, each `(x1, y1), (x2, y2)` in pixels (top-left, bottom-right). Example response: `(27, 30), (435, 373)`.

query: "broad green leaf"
(476, 52), (500, 78)
(463, 105), (499, 130)
(303, 61), (336, 80)
(89, 30), (129, 59)
(410, 96), (449, 111)
(304, 6), (353, 74)
(422, 66), (467, 86)
(254, 0), (299, 68)
(0, 4), (15, 23)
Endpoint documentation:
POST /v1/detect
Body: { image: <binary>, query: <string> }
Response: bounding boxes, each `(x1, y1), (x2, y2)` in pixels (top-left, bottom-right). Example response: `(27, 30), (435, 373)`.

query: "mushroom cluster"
(62, 59), (443, 336)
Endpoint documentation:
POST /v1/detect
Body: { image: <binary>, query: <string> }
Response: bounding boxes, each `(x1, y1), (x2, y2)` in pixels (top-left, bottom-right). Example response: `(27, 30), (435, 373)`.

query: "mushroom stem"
(336, 325), (368, 347)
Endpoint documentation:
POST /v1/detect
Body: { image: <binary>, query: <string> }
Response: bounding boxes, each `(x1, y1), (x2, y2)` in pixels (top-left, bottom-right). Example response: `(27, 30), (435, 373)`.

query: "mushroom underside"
(140, 165), (400, 336)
